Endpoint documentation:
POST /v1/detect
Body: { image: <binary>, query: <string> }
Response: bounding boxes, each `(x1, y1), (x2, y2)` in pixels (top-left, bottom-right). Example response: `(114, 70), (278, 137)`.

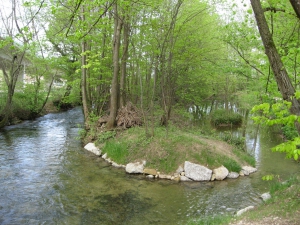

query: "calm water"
(0, 107), (298, 224)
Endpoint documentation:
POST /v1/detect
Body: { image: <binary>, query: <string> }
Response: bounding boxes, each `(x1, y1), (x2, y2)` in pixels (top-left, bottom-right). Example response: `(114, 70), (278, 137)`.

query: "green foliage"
(252, 98), (300, 161)
(262, 174), (274, 181)
(103, 141), (128, 165)
(281, 124), (298, 140)
(211, 109), (243, 126)
(96, 131), (116, 144)
(272, 137), (300, 160)
(12, 84), (46, 119)
(221, 131), (245, 150)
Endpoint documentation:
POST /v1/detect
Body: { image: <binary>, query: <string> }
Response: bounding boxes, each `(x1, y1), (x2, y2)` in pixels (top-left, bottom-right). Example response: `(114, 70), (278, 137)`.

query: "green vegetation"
(211, 109), (243, 127)
(252, 99), (300, 161)
(93, 121), (254, 174)
(102, 141), (128, 165)
(188, 176), (300, 225)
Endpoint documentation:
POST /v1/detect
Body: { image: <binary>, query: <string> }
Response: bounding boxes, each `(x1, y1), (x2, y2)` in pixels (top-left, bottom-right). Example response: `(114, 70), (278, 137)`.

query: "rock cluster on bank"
(84, 143), (257, 182)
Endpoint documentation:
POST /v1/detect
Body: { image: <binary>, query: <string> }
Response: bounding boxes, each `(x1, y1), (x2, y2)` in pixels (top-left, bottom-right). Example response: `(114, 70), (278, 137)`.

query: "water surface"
(0, 107), (298, 224)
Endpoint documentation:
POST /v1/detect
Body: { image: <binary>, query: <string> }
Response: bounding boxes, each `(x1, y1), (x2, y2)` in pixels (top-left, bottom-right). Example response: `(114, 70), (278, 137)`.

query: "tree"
(250, 0), (300, 133)
(106, 1), (123, 129)
(0, 0), (31, 128)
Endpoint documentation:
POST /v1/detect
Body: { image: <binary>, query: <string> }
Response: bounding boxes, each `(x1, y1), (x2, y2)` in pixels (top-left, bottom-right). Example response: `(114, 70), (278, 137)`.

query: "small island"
(82, 102), (256, 182)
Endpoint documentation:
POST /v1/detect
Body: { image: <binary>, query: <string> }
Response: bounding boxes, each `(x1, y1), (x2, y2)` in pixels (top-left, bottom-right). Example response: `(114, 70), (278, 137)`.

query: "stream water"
(0, 107), (298, 224)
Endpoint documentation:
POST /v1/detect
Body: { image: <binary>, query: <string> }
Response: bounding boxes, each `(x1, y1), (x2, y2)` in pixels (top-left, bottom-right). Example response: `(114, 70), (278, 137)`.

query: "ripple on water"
(0, 107), (299, 225)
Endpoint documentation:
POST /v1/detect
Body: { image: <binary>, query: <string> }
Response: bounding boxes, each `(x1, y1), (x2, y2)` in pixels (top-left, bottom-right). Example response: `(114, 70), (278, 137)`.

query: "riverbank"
(187, 175), (300, 225)
(83, 108), (255, 178)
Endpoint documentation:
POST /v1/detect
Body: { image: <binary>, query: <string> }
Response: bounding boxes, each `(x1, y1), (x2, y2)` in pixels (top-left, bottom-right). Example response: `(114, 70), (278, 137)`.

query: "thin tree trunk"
(81, 39), (89, 125)
(106, 2), (123, 129)
(80, 5), (89, 126)
(120, 20), (129, 108)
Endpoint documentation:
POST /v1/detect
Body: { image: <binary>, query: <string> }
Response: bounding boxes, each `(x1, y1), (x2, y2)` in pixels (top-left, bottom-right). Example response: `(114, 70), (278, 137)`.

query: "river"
(0, 107), (298, 224)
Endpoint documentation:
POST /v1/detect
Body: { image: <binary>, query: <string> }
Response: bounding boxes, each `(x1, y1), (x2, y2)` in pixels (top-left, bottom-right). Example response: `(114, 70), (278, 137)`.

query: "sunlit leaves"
(272, 137), (300, 160)
(262, 174), (274, 181)
(251, 94), (300, 161)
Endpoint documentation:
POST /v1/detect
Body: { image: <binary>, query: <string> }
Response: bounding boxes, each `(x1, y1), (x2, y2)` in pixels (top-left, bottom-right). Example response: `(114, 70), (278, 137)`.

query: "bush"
(281, 125), (298, 140)
(211, 109), (242, 126)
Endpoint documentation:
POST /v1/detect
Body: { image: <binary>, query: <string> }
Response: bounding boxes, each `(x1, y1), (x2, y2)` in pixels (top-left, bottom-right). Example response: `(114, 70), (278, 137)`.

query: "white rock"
(180, 176), (192, 181)
(125, 162), (144, 174)
(112, 162), (122, 168)
(180, 172), (185, 176)
(227, 172), (239, 179)
(159, 174), (172, 179)
(242, 166), (257, 174)
(142, 160), (147, 166)
(176, 165), (184, 174)
(213, 166), (229, 181)
(211, 174), (216, 181)
(260, 192), (271, 202)
(84, 143), (101, 156)
(184, 161), (212, 181)
(146, 175), (154, 179)
(236, 206), (254, 216)
(102, 153), (107, 159)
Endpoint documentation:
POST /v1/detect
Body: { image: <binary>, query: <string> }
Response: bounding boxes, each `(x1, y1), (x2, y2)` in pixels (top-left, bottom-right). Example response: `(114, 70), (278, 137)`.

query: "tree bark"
(290, 0), (300, 20)
(250, 0), (300, 132)
(80, 6), (89, 126)
(120, 19), (129, 108)
(106, 2), (123, 129)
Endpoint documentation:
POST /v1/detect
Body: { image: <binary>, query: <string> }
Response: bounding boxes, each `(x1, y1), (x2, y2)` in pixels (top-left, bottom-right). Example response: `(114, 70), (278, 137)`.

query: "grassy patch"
(102, 141), (128, 165)
(223, 158), (242, 172)
(95, 124), (252, 174)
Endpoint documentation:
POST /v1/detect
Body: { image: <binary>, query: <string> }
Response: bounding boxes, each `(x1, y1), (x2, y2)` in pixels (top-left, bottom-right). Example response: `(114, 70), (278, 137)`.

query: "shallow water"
(0, 107), (298, 224)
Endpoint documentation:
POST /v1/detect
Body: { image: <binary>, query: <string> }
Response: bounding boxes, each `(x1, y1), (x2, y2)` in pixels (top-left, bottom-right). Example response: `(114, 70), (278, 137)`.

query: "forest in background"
(0, 0), (299, 141)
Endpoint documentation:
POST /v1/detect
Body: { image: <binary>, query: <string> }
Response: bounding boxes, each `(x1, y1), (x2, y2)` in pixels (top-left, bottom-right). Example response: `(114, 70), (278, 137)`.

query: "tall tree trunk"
(81, 40), (89, 125)
(250, 0), (300, 133)
(106, 2), (123, 129)
(80, 5), (89, 126)
(120, 20), (129, 108)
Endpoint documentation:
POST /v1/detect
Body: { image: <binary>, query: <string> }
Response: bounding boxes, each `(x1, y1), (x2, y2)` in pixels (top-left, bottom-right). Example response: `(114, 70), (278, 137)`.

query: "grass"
(94, 123), (254, 174)
(102, 141), (128, 165)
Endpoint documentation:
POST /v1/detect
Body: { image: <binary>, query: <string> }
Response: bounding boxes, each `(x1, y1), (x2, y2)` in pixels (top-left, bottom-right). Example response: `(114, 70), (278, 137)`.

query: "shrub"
(211, 109), (242, 126)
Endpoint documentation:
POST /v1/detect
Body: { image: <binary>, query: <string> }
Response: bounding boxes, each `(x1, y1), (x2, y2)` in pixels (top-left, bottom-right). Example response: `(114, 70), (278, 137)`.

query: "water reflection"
(0, 107), (299, 225)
